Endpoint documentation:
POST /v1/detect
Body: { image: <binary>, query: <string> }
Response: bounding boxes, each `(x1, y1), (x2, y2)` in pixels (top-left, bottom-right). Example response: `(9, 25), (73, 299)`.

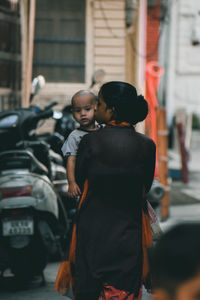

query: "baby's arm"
(67, 155), (81, 198)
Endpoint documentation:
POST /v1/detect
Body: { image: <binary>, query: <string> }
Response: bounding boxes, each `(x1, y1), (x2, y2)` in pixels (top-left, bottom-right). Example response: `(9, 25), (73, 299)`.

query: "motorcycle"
(0, 101), (69, 283)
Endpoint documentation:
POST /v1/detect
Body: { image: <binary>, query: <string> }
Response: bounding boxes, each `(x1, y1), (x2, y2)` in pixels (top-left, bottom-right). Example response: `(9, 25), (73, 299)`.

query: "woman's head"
(96, 81), (148, 125)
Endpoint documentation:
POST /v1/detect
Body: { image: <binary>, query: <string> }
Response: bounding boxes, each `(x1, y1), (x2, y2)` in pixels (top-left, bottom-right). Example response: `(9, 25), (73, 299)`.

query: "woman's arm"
(144, 140), (156, 193)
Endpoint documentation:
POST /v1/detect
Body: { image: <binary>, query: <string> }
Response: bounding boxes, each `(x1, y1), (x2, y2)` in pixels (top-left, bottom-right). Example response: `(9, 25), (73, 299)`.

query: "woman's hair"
(99, 81), (148, 124)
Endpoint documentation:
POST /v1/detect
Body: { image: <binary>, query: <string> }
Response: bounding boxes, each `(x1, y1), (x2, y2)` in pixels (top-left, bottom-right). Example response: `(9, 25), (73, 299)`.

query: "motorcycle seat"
(49, 149), (63, 165)
(0, 150), (49, 176)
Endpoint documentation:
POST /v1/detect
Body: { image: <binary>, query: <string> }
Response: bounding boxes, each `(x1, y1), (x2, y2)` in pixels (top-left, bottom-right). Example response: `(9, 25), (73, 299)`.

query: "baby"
(61, 90), (97, 198)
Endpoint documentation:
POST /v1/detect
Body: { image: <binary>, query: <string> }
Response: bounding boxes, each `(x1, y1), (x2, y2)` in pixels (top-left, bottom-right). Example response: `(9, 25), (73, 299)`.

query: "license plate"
(2, 218), (34, 236)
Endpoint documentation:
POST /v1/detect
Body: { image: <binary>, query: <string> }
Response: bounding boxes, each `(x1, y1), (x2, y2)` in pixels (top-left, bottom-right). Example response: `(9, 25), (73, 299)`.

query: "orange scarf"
(54, 180), (88, 296)
(107, 120), (132, 127)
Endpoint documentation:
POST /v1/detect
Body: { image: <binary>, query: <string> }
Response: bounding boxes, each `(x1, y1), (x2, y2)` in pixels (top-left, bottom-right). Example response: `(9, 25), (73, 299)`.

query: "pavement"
(169, 130), (200, 200)
(142, 130), (200, 300)
(159, 169), (200, 232)
(159, 130), (200, 232)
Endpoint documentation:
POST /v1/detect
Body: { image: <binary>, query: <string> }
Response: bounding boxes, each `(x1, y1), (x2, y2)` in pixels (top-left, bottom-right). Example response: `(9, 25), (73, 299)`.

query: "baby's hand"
(68, 181), (81, 198)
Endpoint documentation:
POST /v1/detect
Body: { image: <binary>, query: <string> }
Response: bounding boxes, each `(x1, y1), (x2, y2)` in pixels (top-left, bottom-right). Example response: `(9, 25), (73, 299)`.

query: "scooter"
(0, 101), (69, 283)
(30, 75), (85, 229)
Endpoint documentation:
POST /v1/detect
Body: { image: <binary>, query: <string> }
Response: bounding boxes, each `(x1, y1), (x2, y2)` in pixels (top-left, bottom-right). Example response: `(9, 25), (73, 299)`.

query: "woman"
(55, 81), (156, 299)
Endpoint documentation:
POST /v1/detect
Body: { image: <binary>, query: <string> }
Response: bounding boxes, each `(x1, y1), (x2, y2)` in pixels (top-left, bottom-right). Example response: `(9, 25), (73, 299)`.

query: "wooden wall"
(93, 0), (126, 82)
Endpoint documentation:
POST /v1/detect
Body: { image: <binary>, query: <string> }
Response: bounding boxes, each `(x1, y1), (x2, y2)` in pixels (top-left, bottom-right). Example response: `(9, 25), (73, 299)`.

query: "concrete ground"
(144, 130), (200, 299)
(161, 130), (200, 228)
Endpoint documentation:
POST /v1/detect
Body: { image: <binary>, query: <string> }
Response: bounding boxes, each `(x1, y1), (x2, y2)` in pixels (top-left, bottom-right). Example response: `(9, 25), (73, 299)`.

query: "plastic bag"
(147, 201), (163, 241)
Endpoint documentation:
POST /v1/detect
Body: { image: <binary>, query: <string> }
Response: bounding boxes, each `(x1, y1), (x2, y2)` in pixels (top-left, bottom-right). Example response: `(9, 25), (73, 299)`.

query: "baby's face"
(72, 94), (96, 129)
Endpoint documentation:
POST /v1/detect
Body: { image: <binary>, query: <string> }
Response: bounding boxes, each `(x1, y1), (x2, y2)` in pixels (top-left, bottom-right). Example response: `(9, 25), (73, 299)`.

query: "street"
(0, 261), (151, 300)
(1, 202), (200, 300)
(0, 131), (200, 300)
(1, 0), (200, 299)
(0, 262), (71, 300)
(0, 203), (200, 300)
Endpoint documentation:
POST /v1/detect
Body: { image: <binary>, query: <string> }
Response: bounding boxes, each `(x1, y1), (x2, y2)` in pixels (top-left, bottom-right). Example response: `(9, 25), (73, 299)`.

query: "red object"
(145, 61), (164, 178)
(99, 284), (142, 300)
(1, 185), (32, 198)
(10, 209), (25, 216)
(176, 123), (189, 183)
(146, 2), (161, 63)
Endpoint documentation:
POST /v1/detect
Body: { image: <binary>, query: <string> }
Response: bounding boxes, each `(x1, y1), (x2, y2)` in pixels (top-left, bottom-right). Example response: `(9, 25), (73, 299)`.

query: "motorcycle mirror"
(53, 111), (63, 120)
(147, 180), (165, 205)
(90, 69), (105, 88)
(31, 75), (46, 98)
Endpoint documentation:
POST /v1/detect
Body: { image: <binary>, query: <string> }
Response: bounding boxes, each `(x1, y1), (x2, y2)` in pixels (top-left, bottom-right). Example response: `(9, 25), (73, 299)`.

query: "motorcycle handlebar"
(44, 101), (58, 111)
(33, 109), (53, 122)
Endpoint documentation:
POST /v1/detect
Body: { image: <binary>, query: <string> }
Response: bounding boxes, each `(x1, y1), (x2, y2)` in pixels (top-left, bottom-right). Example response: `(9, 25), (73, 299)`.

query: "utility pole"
(157, 108), (170, 221)
(21, 0), (36, 107)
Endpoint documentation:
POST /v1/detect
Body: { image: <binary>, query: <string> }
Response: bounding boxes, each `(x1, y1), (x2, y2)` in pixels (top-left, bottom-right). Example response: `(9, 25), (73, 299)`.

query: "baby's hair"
(149, 223), (200, 296)
(71, 90), (96, 107)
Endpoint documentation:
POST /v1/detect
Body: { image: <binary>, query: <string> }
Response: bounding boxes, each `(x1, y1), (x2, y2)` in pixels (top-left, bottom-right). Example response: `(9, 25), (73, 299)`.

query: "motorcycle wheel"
(10, 236), (47, 284)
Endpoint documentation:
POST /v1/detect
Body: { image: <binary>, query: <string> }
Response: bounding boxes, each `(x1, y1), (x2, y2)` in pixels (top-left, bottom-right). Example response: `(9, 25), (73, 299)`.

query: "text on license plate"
(2, 219), (34, 236)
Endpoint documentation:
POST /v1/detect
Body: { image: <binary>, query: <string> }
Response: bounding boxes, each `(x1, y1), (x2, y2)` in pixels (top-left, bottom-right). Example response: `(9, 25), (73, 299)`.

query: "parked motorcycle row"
(0, 74), (165, 286)
(0, 81), (76, 284)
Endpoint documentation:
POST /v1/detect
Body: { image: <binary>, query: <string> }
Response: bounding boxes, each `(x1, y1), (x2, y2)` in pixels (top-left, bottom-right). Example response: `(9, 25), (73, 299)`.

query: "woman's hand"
(68, 181), (81, 198)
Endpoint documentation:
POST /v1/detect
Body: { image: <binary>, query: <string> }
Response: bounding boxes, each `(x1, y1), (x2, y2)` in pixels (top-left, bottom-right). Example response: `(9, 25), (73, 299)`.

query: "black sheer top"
(74, 126), (156, 298)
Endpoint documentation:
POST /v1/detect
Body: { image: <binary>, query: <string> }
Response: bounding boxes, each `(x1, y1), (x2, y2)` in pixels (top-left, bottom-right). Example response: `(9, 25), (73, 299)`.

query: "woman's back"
(76, 126), (155, 196)
(74, 125), (155, 298)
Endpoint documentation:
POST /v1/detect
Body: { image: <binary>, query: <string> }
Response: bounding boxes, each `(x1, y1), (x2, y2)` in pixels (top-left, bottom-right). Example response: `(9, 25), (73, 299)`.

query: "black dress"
(74, 125), (156, 299)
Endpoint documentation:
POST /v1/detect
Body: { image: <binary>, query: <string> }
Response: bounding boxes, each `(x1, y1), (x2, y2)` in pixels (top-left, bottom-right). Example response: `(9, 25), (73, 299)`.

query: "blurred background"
(0, 0), (200, 299)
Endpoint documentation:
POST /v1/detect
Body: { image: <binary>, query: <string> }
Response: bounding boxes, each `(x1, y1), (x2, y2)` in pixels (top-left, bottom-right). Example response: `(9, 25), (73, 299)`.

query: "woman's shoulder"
(79, 126), (111, 145)
(135, 131), (156, 148)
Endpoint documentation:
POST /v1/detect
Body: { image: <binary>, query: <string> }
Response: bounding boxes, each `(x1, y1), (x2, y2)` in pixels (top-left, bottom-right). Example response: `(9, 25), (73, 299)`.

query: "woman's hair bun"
(134, 95), (148, 124)
(100, 81), (149, 124)
(119, 94), (148, 125)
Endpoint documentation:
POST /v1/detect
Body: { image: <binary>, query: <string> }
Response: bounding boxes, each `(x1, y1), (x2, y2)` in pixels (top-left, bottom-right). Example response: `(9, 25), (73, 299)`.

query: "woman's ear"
(110, 107), (116, 118)
(94, 102), (98, 111)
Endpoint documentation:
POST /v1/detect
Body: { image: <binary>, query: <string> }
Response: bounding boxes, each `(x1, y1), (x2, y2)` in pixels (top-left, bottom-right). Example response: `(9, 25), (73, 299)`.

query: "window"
(0, 1), (21, 90)
(33, 0), (86, 83)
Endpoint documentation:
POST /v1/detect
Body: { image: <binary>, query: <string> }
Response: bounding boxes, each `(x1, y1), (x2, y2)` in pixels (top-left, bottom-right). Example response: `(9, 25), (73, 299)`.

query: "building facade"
(30, 0), (147, 132)
(0, 0), (147, 127)
(32, 0), (146, 110)
(159, 0), (200, 125)
(0, 0), (21, 110)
